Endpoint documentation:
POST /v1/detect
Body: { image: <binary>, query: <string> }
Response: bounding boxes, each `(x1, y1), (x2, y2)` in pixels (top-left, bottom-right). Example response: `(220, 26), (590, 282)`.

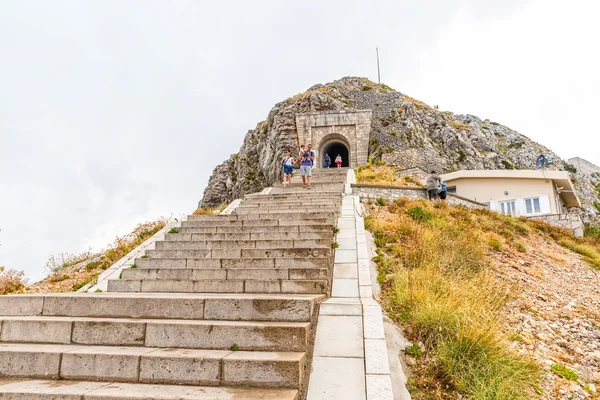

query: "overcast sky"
(1, 0), (599, 280)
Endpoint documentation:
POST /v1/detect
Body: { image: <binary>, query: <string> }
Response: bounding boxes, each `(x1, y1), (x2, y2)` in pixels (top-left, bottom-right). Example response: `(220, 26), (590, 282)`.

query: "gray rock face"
(200, 77), (599, 224)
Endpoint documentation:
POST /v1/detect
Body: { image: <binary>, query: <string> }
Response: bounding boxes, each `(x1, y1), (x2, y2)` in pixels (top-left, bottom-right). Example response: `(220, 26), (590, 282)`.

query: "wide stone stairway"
(0, 168), (348, 399)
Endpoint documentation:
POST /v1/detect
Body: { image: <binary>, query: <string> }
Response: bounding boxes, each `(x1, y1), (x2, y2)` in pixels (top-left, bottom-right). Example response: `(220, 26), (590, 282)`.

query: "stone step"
(187, 213), (337, 221)
(145, 247), (331, 259)
(178, 225), (333, 234)
(0, 293), (323, 321)
(237, 204), (340, 210)
(247, 193), (342, 200)
(109, 279), (328, 294)
(165, 231), (333, 241)
(0, 380), (299, 400)
(122, 267), (328, 281)
(0, 343), (305, 388)
(181, 219), (334, 227)
(0, 316), (310, 352)
(135, 257), (331, 270)
(155, 239), (331, 250)
(233, 208), (339, 214)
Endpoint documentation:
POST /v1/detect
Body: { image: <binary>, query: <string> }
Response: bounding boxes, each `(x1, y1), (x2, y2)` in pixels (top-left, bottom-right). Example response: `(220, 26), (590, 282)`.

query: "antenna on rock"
(376, 47), (381, 84)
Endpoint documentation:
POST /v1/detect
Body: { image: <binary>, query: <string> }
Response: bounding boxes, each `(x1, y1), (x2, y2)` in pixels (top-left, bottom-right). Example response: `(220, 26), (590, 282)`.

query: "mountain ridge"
(201, 77), (599, 223)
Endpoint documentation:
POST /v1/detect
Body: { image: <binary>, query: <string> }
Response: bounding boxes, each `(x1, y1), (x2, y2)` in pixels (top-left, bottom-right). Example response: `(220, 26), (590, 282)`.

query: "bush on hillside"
(0, 266), (26, 295)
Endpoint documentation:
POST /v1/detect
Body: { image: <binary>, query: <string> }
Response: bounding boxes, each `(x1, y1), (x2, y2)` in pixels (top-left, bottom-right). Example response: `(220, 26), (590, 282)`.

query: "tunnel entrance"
(320, 140), (350, 168)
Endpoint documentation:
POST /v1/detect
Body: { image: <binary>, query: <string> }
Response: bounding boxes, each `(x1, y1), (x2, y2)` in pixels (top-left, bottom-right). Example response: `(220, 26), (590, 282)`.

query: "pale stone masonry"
(296, 110), (372, 168)
(307, 170), (395, 400)
(529, 213), (585, 237)
(0, 170), (349, 399)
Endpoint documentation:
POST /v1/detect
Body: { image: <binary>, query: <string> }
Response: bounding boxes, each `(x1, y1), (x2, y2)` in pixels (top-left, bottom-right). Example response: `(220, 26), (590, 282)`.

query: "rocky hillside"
(201, 77), (600, 223)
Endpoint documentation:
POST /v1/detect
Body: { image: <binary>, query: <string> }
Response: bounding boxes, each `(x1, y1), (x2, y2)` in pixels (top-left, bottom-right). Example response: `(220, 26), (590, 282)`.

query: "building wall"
(295, 110), (371, 168)
(447, 178), (560, 215)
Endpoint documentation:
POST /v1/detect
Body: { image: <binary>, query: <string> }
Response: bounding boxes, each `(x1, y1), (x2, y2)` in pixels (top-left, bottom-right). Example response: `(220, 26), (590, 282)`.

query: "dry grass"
(449, 119), (473, 132)
(28, 219), (167, 293)
(192, 204), (227, 215)
(366, 199), (543, 399)
(356, 164), (423, 187)
(403, 95), (431, 110)
(0, 266), (26, 295)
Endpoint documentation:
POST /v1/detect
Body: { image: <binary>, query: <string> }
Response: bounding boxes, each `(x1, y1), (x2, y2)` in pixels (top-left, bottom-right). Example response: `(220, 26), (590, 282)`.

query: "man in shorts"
(300, 143), (315, 189)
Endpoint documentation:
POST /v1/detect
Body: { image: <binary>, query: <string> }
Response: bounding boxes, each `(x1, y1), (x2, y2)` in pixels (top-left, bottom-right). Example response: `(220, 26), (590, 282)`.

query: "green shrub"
(168, 227), (179, 234)
(563, 163), (578, 174)
(377, 197), (387, 206)
(488, 238), (503, 252)
(405, 343), (422, 357)
(551, 364), (578, 381)
(389, 130), (397, 137)
(361, 85), (372, 91)
(408, 206), (432, 222)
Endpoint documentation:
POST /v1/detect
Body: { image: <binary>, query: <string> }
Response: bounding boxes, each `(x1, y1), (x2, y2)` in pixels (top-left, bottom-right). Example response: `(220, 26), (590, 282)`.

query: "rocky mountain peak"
(201, 77), (599, 224)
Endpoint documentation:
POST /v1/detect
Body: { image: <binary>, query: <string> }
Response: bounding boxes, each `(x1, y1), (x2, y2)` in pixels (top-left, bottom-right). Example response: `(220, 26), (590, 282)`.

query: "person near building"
(298, 144), (305, 159)
(438, 179), (448, 200)
(300, 144), (315, 189)
(324, 153), (331, 168)
(426, 171), (442, 200)
(281, 150), (295, 188)
(335, 154), (342, 168)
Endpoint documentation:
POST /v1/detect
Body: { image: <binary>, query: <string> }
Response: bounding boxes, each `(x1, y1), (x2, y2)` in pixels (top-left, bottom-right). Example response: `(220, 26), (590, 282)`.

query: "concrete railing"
(350, 184), (486, 209)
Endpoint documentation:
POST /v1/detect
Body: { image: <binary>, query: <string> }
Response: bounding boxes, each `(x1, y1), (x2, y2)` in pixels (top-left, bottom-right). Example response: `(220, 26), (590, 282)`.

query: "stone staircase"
(0, 168), (348, 399)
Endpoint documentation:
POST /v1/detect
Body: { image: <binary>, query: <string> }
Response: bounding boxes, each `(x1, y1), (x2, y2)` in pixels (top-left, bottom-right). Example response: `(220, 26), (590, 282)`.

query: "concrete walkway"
(307, 170), (396, 400)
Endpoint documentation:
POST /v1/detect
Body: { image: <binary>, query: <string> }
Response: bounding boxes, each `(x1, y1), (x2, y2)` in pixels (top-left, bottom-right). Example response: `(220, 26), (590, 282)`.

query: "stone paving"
(307, 170), (394, 400)
(0, 167), (401, 399)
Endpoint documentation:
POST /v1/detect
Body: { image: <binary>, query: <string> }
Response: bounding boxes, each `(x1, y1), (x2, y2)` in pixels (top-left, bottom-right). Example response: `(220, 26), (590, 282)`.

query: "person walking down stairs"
(281, 150), (295, 188)
(300, 144), (315, 189)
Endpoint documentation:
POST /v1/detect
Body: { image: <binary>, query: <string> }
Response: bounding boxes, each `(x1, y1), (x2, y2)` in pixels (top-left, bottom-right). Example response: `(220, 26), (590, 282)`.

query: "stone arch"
(318, 133), (351, 168)
(295, 110), (372, 169)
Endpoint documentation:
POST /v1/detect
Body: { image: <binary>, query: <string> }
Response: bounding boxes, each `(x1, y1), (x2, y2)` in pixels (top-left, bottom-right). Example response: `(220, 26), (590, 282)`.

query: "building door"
(499, 200), (517, 217)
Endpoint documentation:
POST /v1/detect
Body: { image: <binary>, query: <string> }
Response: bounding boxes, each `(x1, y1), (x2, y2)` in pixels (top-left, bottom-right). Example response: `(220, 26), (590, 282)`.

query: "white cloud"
(1, 0), (598, 280)
(393, 0), (600, 162)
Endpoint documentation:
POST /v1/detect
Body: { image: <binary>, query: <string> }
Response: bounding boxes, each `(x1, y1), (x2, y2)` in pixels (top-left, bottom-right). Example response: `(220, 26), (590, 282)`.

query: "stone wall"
(296, 110), (372, 168)
(569, 157), (600, 175)
(394, 166), (430, 185)
(351, 184), (486, 209)
(528, 213), (585, 237)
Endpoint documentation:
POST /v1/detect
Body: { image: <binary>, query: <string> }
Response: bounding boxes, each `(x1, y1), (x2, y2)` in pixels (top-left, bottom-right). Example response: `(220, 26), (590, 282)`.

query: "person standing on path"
(298, 144), (305, 160)
(324, 153), (331, 168)
(438, 179), (448, 200)
(335, 154), (342, 168)
(300, 144), (315, 189)
(426, 171), (442, 200)
(281, 150), (295, 188)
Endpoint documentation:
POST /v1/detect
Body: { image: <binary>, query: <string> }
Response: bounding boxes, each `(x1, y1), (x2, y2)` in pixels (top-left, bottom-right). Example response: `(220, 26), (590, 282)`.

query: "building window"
(525, 197), (541, 214)
(499, 200), (516, 217)
(446, 186), (456, 194)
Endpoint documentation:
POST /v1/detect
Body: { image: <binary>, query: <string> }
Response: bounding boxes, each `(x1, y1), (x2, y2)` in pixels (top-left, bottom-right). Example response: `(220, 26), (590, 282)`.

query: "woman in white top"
(281, 150), (295, 187)
(335, 154), (342, 168)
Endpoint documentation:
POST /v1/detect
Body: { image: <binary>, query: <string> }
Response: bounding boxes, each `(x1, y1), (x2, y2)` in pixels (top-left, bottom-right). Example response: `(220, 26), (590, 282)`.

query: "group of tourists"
(426, 170), (447, 200)
(280, 144), (343, 189)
